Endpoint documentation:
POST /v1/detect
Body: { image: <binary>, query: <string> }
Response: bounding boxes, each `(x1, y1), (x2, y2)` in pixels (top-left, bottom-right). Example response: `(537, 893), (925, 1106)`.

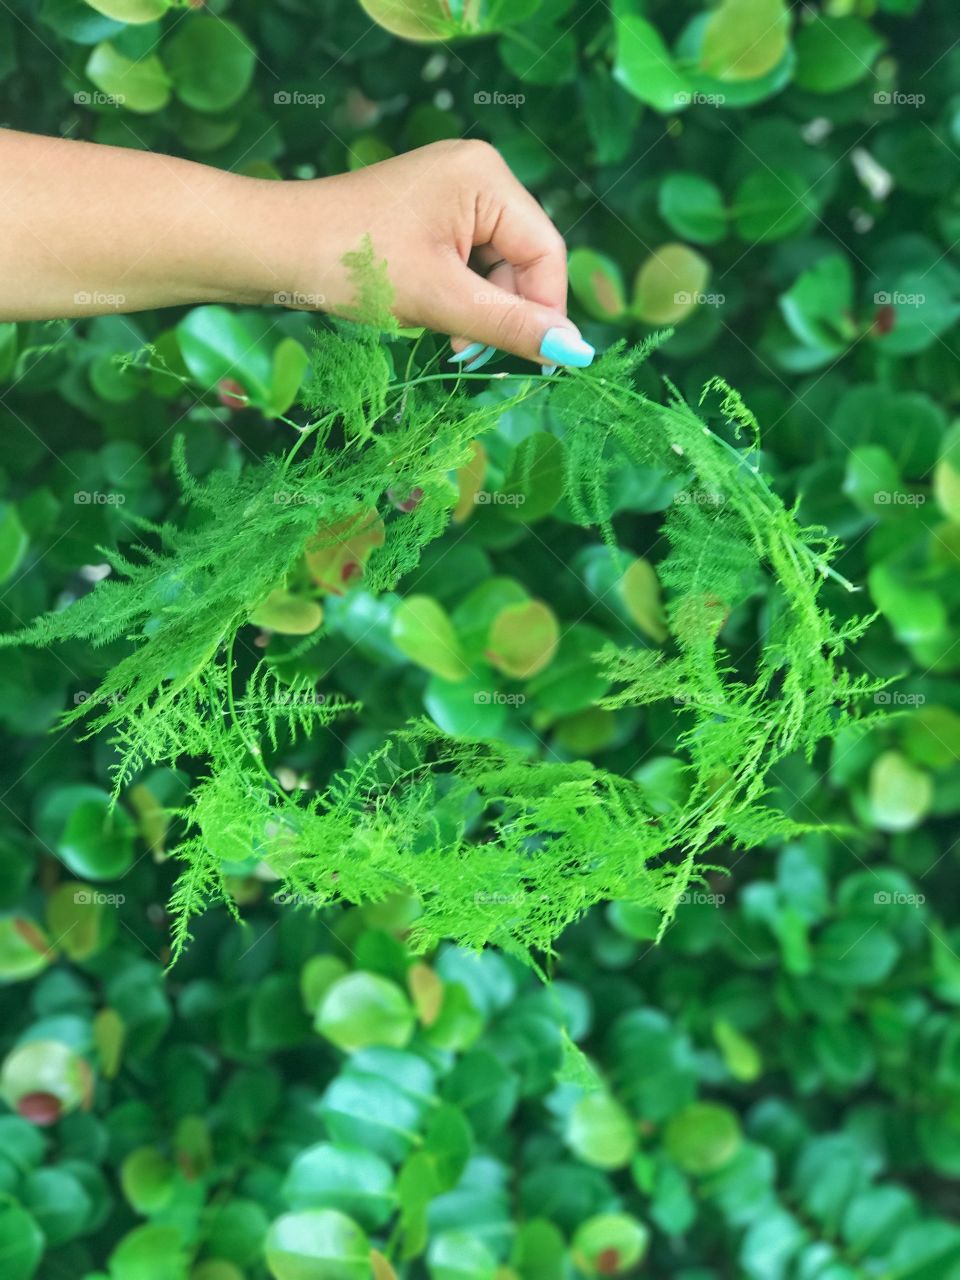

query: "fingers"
(428, 257), (594, 367)
(439, 141), (589, 367)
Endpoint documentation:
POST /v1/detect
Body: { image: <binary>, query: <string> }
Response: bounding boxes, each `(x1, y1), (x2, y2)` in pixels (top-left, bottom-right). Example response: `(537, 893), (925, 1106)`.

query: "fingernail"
(541, 364), (558, 376)
(448, 341), (486, 365)
(539, 327), (595, 368)
(464, 344), (496, 371)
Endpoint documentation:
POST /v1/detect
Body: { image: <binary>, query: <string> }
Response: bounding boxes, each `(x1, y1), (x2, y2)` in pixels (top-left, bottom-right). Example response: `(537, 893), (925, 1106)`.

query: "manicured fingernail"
(464, 344), (496, 371)
(448, 341), (486, 365)
(541, 364), (558, 376)
(539, 327), (595, 368)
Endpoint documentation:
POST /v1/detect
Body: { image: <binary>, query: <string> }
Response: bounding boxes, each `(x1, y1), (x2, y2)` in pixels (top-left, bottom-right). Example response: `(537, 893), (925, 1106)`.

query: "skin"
(0, 131), (582, 364)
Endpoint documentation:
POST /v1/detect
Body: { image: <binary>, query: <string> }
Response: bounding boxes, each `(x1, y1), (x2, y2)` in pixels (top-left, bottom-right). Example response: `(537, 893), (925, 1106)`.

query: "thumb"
(430, 264), (595, 369)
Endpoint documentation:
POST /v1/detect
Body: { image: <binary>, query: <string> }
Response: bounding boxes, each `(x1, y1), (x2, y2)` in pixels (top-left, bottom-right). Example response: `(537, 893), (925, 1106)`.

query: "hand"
(279, 140), (595, 371)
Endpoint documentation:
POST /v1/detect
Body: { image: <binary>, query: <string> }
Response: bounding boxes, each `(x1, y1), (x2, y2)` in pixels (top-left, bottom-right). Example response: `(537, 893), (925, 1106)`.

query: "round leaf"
(164, 17), (255, 114)
(265, 1210), (369, 1280)
(316, 973), (415, 1053)
(633, 245), (711, 325)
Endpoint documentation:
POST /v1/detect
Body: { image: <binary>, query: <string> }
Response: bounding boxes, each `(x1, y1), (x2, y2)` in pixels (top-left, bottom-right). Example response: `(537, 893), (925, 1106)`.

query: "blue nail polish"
(541, 364), (558, 376)
(464, 344), (496, 371)
(539, 327), (595, 368)
(448, 341), (486, 365)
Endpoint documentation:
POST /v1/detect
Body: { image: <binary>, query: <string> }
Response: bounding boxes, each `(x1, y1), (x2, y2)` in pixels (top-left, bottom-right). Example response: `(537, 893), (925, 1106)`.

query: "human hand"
(279, 140), (595, 372)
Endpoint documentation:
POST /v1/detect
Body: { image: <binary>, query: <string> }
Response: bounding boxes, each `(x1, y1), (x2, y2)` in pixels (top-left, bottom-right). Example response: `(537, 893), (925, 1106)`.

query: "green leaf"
(85, 41), (171, 113)
(0, 504), (25, 586)
(501, 432), (566, 522)
(565, 1093), (637, 1170)
(427, 1231), (497, 1280)
(269, 339), (310, 418)
(176, 307), (274, 403)
(733, 168), (817, 243)
(120, 1147), (176, 1214)
(37, 786), (136, 882)
(568, 249), (628, 321)
(316, 973), (415, 1053)
(633, 244), (711, 325)
(249, 590), (324, 636)
(868, 751), (933, 832)
(779, 255), (855, 352)
(571, 1213), (650, 1276)
(282, 1144), (395, 1229)
(658, 174), (727, 245)
(84, 0), (170, 20)
(392, 596), (469, 682)
(0, 1199), (44, 1280)
(614, 15), (691, 113)
(164, 17), (255, 113)
(108, 1223), (189, 1280)
(265, 1210), (369, 1280)
(934, 421), (960, 522)
(700, 0), (790, 81)
(0, 916), (51, 983)
(423, 673), (508, 739)
(620, 558), (668, 644)
(793, 16), (886, 93)
(485, 600), (559, 679)
(664, 1102), (742, 1174)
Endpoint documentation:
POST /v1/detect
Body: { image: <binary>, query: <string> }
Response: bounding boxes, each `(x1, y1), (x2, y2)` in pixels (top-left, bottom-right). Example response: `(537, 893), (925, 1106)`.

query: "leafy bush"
(1, 0), (959, 1277)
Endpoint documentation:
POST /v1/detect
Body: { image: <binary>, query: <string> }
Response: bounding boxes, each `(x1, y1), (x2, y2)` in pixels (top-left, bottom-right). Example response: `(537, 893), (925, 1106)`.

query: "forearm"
(0, 129), (301, 321)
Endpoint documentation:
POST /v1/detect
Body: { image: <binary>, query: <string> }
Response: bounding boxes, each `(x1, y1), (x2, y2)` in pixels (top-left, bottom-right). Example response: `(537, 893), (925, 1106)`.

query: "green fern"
(2, 279), (881, 964)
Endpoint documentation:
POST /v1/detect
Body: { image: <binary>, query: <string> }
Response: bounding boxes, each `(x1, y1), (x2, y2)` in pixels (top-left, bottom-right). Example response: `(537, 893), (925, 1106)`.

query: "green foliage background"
(2, 0), (960, 1277)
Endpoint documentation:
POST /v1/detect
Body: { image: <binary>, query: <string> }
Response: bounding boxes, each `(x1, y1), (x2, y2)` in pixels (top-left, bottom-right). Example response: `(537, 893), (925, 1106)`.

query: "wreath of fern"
(4, 245), (880, 966)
